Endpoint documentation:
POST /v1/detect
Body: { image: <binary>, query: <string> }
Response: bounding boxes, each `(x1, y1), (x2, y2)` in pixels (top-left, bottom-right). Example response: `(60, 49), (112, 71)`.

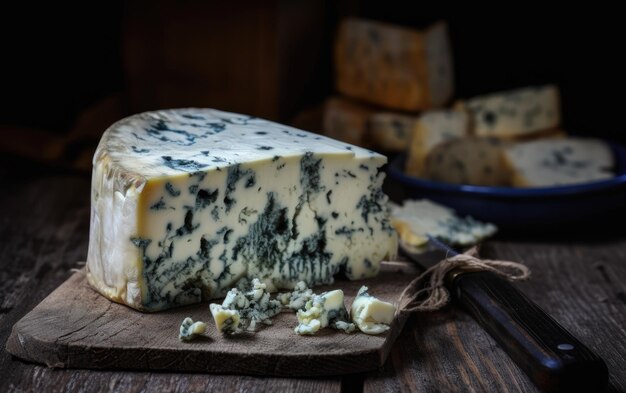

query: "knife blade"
(400, 237), (608, 393)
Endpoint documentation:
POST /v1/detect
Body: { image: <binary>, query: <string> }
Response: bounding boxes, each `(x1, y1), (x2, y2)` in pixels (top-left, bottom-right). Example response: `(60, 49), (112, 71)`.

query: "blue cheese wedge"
(390, 199), (497, 250)
(179, 317), (207, 341)
(457, 85), (560, 138)
(502, 137), (614, 187)
(294, 289), (355, 335)
(86, 108), (397, 311)
(351, 286), (395, 335)
(210, 278), (282, 333)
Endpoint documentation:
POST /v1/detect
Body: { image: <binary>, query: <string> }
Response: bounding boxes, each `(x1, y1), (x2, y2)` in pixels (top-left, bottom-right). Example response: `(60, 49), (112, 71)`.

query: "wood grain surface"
(5, 262), (416, 376)
(1, 159), (625, 392)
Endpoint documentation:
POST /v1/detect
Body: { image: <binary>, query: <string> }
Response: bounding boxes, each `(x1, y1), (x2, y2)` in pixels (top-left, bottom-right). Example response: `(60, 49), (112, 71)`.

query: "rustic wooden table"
(1, 159), (625, 393)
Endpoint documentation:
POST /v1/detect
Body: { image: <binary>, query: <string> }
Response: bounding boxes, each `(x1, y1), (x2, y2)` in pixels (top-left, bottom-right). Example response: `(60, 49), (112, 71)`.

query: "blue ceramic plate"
(387, 141), (626, 230)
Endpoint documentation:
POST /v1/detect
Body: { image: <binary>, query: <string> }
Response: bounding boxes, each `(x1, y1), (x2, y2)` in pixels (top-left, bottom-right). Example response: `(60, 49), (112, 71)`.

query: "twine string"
(398, 246), (531, 314)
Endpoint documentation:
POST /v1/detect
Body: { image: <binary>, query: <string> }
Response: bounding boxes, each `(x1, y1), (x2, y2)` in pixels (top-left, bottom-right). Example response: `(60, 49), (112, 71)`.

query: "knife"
(401, 236), (608, 393)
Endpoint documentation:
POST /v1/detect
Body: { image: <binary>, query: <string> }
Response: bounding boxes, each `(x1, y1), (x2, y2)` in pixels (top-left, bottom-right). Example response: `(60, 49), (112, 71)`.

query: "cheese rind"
(335, 19), (453, 111)
(502, 137), (614, 187)
(87, 108), (397, 311)
(457, 85), (560, 138)
(405, 110), (469, 177)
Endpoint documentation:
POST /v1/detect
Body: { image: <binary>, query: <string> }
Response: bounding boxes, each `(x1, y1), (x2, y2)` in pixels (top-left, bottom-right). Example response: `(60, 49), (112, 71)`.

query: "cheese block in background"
(322, 97), (417, 152)
(335, 18), (454, 111)
(405, 110), (469, 177)
(322, 97), (372, 146)
(369, 113), (417, 152)
(511, 127), (567, 141)
(423, 137), (509, 186)
(87, 108), (397, 312)
(457, 85), (561, 138)
(502, 137), (614, 187)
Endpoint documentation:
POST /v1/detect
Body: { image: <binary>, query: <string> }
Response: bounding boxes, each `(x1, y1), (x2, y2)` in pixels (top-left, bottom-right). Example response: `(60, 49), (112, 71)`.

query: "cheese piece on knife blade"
(390, 199), (497, 251)
(87, 108), (397, 311)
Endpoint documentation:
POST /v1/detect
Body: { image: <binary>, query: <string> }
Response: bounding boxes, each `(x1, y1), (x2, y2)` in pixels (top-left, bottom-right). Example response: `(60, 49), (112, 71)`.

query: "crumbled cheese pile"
(200, 279), (395, 338)
(209, 278), (282, 334)
(294, 289), (356, 335)
(279, 281), (394, 336)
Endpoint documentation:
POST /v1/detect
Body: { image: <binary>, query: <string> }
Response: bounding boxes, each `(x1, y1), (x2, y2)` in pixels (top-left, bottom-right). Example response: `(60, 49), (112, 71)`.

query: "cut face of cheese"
(87, 108), (397, 311)
(405, 110), (469, 177)
(335, 18), (454, 111)
(502, 137), (614, 187)
(457, 85), (561, 138)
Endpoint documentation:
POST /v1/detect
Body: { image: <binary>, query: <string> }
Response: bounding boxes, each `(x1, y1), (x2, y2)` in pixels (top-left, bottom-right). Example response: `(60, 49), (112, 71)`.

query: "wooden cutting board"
(5, 261), (418, 377)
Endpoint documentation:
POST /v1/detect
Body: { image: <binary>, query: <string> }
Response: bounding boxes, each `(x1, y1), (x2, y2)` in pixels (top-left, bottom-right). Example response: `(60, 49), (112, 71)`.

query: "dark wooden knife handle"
(451, 271), (608, 393)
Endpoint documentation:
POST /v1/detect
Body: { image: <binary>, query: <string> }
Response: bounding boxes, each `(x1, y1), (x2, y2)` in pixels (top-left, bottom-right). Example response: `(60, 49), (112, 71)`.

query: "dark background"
(1, 1), (625, 169)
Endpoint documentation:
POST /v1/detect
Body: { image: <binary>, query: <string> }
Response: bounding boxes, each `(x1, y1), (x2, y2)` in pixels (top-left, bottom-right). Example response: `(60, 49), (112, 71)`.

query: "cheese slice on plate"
(87, 108), (397, 311)
(502, 137), (614, 187)
(457, 85), (560, 138)
(422, 137), (510, 186)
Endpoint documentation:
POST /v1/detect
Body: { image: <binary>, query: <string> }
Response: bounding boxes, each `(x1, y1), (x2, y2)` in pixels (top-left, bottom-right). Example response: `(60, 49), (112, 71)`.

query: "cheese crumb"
(179, 317), (207, 341)
(351, 286), (396, 335)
